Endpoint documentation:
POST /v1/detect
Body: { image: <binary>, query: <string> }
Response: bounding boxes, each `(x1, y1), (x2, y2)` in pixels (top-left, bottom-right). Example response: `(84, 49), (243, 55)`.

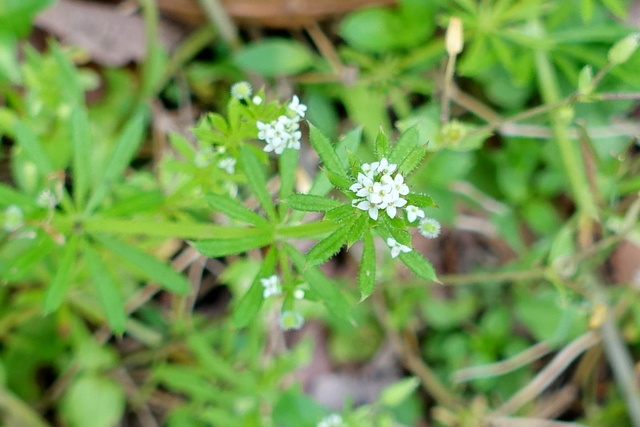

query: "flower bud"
(608, 33), (640, 65)
(446, 17), (464, 56)
(578, 65), (593, 95)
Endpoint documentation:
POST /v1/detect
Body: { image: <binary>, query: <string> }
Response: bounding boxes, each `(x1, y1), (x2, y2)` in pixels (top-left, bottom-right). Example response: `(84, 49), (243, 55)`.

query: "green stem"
(534, 41), (597, 218)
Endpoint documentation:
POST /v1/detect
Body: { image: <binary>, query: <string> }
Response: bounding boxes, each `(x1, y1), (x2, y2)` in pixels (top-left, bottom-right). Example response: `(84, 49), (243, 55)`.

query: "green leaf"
(388, 126), (419, 165)
(86, 108), (148, 214)
(71, 108), (92, 208)
(0, 183), (37, 208)
(240, 145), (277, 221)
(279, 148), (298, 201)
(284, 243), (352, 321)
(277, 221), (338, 240)
(62, 374), (126, 427)
(406, 193), (437, 208)
(306, 220), (353, 266)
(62, 375), (126, 427)
(285, 194), (343, 212)
(358, 230), (376, 300)
(43, 234), (79, 313)
(325, 204), (356, 223)
(398, 250), (437, 281)
(84, 243), (127, 334)
(346, 211), (368, 246)
(309, 124), (347, 179)
(380, 377), (420, 408)
(325, 169), (352, 190)
(93, 234), (191, 295)
(234, 38), (314, 76)
(14, 121), (55, 175)
(2, 233), (55, 282)
(205, 193), (268, 226)
(398, 144), (428, 176)
(83, 218), (262, 240)
(233, 248), (277, 328)
(193, 228), (274, 258)
(375, 129), (390, 159)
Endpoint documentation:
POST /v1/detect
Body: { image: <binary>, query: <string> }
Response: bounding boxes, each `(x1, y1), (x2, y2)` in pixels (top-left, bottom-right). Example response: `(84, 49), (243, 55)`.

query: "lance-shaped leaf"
(233, 248), (277, 328)
(240, 145), (277, 221)
(43, 234), (80, 313)
(398, 144), (429, 176)
(84, 243), (127, 334)
(86, 108), (147, 214)
(284, 243), (352, 321)
(0, 183), (37, 209)
(205, 193), (268, 226)
(374, 129), (390, 159)
(306, 215), (357, 266)
(346, 211), (368, 247)
(308, 124), (347, 179)
(285, 194), (343, 212)
(325, 169), (353, 190)
(358, 230), (376, 300)
(15, 122), (55, 175)
(388, 126), (419, 165)
(194, 227), (274, 258)
(93, 234), (191, 295)
(406, 193), (437, 208)
(71, 108), (93, 208)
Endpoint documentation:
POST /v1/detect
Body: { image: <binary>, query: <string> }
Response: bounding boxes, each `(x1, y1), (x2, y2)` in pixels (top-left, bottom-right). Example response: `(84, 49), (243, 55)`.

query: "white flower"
(405, 205), (425, 223)
(252, 95), (263, 105)
(351, 158), (409, 221)
(217, 157), (236, 174)
(293, 287), (306, 300)
(288, 95), (307, 118)
(386, 237), (411, 258)
(230, 81), (252, 100)
(355, 199), (379, 220)
(36, 189), (58, 208)
(279, 310), (304, 331)
(4, 205), (24, 232)
(318, 414), (344, 427)
(194, 147), (214, 168)
(260, 275), (282, 299)
(256, 115), (302, 155)
(418, 217), (441, 238)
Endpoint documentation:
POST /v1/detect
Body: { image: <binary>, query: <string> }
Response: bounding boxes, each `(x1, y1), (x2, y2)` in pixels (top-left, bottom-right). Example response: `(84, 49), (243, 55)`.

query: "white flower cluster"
(256, 95), (307, 155)
(279, 310), (304, 331)
(317, 414), (344, 427)
(260, 275), (282, 299)
(350, 158), (409, 221)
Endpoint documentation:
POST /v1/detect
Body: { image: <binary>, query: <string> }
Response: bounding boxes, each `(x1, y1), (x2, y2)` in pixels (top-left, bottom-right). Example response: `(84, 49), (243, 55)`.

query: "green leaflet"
(375, 129), (390, 159)
(346, 211), (368, 247)
(240, 145), (277, 221)
(205, 193), (268, 226)
(193, 228), (274, 258)
(93, 234), (191, 295)
(325, 204), (356, 223)
(358, 230), (376, 300)
(14, 121), (55, 175)
(306, 215), (355, 266)
(42, 234), (80, 313)
(277, 221), (338, 240)
(71, 108), (93, 208)
(381, 217), (437, 281)
(84, 242), (127, 334)
(405, 193), (438, 208)
(0, 183), (37, 208)
(308, 124), (347, 179)
(283, 243), (352, 321)
(325, 169), (353, 190)
(398, 144), (429, 176)
(232, 247), (277, 328)
(85, 108), (148, 214)
(388, 126), (419, 165)
(285, 194), (343, 212)
(83, 218), (264, 240)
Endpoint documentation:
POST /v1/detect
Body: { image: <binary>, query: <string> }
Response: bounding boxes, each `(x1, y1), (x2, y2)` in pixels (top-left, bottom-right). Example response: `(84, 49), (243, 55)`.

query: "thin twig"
(452, 341), (553, 383)
(491, 331), (601, 416)
(197, 0), (241, 50)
